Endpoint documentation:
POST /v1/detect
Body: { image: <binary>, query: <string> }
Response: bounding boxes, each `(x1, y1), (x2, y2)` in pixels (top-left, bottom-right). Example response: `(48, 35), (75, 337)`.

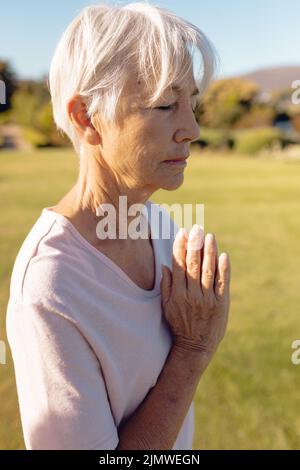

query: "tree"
(198, 77), (260, 129)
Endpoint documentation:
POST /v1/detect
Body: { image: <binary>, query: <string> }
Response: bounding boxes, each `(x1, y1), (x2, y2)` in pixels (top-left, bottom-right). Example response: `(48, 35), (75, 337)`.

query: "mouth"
(162, 156), (189, 166)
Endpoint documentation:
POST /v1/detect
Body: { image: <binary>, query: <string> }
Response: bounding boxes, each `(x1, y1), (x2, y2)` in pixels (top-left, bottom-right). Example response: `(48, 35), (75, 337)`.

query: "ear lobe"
(84, 127), (101, 145)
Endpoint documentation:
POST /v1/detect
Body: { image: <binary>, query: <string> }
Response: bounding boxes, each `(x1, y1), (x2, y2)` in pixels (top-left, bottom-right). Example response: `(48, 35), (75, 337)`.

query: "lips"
(163, 158), (188, 166)
(166, 159), (186, 162)
(163, 155), (189, 162)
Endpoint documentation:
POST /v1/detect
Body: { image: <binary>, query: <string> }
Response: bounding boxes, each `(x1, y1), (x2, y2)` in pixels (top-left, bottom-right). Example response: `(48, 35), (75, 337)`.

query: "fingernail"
(188, 225), (204, 250)
(175, 228), (183, 238)
(175, 227), (187, 239)
(206, 233), (214, 244)
(189, 224), (204, 238)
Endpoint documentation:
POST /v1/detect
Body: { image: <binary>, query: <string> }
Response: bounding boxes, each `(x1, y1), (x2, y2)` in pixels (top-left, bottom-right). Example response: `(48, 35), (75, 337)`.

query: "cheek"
(138, 119), (173, 160)
(125, 132), (164, 169)
(106, 115), (172, 172)
(131, 142), (158, 171)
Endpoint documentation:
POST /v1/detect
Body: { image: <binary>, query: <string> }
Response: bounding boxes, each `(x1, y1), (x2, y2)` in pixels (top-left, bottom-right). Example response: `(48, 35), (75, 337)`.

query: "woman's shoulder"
(9, 209), (82, 305)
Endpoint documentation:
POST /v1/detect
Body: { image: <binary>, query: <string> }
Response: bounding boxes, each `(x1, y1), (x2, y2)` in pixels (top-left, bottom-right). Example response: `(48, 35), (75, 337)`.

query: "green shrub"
(196, 127), (232, 149)
(0, 110), (12, 125)
(21, 126), (49, 147)
(233, 127), (284, 155)
(35, 102), (71, 147)
(11, 91), (39, 127)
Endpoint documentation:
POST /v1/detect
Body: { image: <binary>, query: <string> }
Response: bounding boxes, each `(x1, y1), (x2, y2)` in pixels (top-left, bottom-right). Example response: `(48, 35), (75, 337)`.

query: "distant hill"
(237, 66), (300, 92)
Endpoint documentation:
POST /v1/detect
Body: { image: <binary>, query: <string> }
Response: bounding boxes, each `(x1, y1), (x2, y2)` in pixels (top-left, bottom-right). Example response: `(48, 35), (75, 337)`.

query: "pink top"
(6, 200), (195, 450)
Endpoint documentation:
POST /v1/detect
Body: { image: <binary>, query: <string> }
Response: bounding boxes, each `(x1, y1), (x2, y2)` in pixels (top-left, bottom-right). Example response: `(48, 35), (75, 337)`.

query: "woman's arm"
(6, 299), (119, 450)
(117, 227), (231, 450)
(116, 345), (205, 450)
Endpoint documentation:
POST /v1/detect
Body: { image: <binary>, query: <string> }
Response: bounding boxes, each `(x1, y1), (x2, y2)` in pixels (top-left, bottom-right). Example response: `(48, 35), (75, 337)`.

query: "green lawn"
(0, 147), (300, 449)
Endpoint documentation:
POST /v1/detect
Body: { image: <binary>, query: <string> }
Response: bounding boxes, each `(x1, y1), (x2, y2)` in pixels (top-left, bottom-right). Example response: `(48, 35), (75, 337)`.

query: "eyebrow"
(171, 86), (199, 97)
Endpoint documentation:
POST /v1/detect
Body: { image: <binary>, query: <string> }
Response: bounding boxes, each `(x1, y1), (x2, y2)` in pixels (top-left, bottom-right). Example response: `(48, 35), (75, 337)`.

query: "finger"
(186, 225), (204, 297)
(215, 239), (219, 275)
(172, 227), (188, 289)
(201, 233), (217, 295)
(214, 252), (231, 299)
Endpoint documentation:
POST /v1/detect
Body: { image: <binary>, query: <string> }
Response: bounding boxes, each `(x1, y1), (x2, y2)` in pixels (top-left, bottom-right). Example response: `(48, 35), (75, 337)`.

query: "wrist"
(172, 341), (210, 374)
(173, 335), (212, 362)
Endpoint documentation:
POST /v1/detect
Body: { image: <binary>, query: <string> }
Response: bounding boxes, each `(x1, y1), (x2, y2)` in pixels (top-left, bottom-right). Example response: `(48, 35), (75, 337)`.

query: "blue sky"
(1, 0), (300, 80)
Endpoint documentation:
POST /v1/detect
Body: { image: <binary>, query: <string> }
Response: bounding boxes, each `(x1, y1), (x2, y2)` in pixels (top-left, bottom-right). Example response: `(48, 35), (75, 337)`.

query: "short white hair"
(48, 1), (217, 154)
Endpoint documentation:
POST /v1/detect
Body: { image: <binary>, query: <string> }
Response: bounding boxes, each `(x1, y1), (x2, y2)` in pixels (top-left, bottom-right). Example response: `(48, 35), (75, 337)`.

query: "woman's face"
(93, 69), (200, 192)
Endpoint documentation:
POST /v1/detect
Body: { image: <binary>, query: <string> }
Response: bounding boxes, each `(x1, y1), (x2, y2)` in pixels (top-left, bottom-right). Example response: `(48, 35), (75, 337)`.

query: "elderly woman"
(6, 2), (230, 450)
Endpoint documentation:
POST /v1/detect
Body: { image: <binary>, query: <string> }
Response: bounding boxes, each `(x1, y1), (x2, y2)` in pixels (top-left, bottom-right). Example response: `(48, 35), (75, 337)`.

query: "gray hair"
(48, 1), (217, 154)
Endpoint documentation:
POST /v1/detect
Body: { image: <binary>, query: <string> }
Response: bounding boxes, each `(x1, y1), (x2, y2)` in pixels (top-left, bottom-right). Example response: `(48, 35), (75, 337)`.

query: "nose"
(174, 106), (200, 143)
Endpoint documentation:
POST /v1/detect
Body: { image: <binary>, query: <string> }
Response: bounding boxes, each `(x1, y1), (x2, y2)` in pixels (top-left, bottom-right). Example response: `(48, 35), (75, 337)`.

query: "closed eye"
(156, 104), (176, 111)
(156, 103), (197, 113)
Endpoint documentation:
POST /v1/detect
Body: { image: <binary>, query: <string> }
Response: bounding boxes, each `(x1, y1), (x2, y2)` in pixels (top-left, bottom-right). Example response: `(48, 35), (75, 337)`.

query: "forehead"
(122, 46), (197, 98)
(124, 73), (199, 103)
(171, 84), (199, 97)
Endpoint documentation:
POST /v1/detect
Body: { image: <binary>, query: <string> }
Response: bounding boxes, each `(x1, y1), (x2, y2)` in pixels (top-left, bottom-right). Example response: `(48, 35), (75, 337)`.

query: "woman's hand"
(160, 225), (231, 366)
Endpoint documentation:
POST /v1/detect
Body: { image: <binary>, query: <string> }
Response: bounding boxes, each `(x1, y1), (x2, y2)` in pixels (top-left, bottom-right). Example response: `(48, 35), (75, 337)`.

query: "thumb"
(160, 264), (172, 304)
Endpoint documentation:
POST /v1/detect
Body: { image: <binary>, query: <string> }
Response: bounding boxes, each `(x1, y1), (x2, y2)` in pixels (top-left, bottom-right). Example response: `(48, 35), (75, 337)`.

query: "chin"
(160, 173), (185, 191)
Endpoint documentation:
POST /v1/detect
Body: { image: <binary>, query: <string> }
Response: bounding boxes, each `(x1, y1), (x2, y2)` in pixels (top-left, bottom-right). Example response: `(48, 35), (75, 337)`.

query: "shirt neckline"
(41, 200), (161, 298)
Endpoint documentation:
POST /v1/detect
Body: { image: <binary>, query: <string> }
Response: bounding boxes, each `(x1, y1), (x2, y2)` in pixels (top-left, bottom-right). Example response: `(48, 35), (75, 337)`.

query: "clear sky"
(1, 0), (300, 80)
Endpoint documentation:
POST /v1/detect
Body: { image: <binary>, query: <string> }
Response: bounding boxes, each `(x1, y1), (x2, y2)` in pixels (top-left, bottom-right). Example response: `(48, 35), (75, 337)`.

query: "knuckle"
(194, 294), (204, 309)
(187, 285), (201, 301)
(216, 278), (225, 289)
(207, 296), (216, 310)
(174, 259), (185, 270)
(172, 289), (184, 305)
(187, 259), (199, 272)
(182, 290), (190, 304)
(202, 268), (214, 280)
(203, 292), (216, 312)
(191, 289), (205, 308)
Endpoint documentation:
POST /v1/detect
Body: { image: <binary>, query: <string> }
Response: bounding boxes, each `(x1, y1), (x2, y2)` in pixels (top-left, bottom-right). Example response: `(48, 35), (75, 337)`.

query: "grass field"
(0, 147), (300, 449)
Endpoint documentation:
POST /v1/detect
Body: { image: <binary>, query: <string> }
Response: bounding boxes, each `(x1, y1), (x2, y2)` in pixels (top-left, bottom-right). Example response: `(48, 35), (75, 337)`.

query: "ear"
(67, 95), (101, 145)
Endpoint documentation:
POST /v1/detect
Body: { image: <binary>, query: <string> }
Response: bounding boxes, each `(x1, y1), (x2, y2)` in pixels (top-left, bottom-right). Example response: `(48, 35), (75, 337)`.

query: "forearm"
(116, 346), (206, 450)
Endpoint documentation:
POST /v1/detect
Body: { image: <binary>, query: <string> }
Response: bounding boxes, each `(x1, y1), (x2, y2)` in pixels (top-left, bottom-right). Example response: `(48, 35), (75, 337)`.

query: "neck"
(58, 153), (154, 243)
